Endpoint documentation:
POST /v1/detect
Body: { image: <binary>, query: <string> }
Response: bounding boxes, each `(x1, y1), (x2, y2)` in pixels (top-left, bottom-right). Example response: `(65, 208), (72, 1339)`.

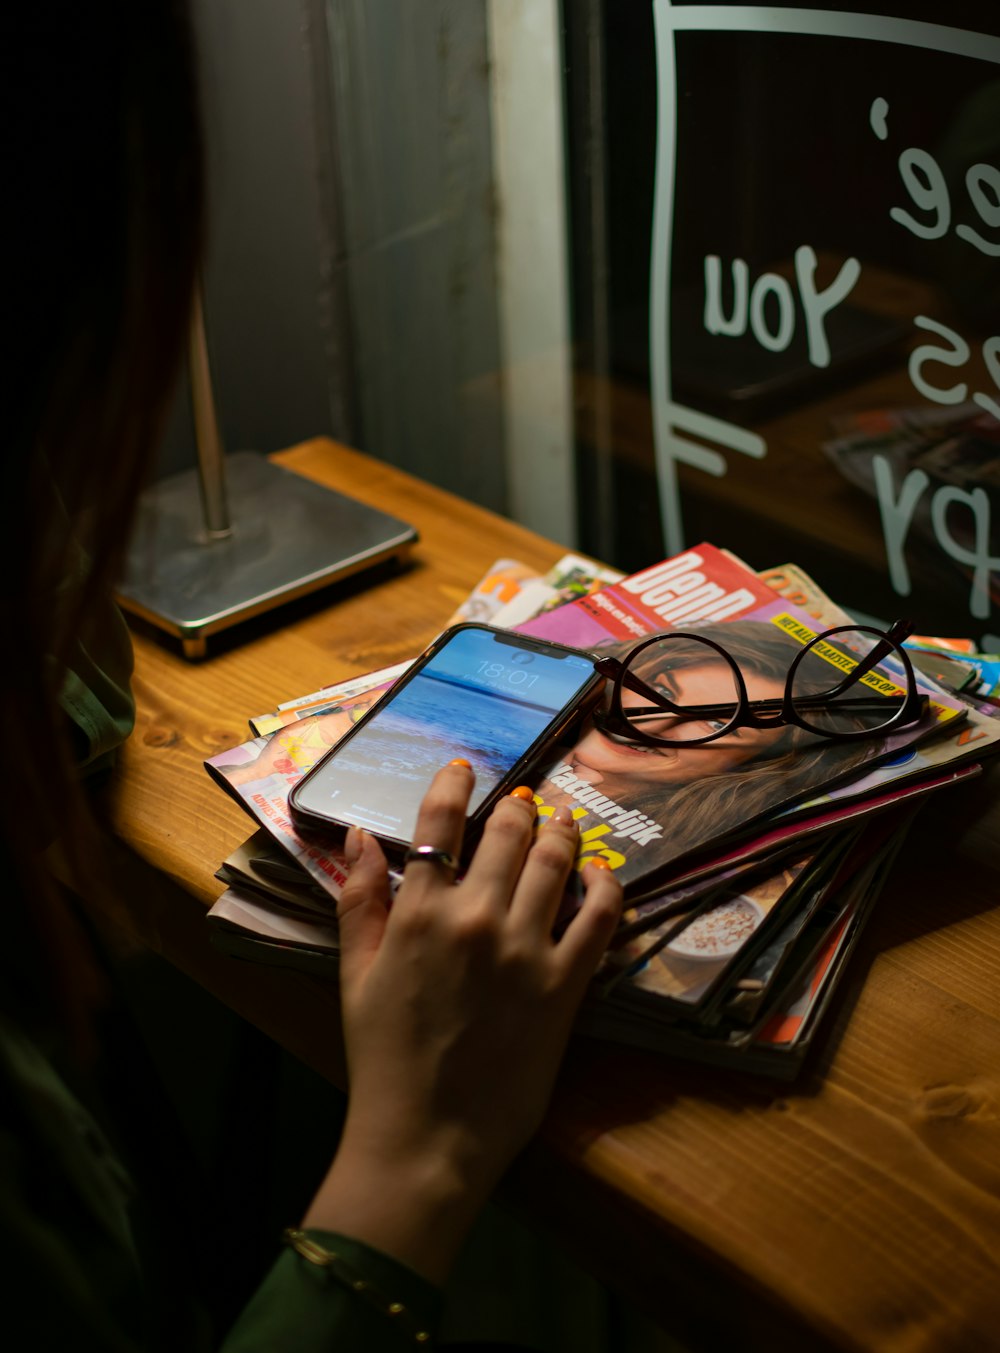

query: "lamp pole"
(115, 291), (416, 659)
(188, 285), (232, 541)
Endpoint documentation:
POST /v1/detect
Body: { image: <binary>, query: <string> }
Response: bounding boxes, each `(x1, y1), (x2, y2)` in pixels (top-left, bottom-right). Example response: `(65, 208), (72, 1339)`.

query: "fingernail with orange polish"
(586, 857), (612, 870)
(509, 785), (534, 801)
(449, 758), (472, 768)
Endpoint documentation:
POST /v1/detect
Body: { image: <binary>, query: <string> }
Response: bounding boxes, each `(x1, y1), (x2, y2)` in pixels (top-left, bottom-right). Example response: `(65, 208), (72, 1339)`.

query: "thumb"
(336, 828), (391, 990)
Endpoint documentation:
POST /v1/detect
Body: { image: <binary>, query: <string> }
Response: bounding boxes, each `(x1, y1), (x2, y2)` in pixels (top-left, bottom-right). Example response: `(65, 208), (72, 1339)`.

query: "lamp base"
(117, 451), (417, 659)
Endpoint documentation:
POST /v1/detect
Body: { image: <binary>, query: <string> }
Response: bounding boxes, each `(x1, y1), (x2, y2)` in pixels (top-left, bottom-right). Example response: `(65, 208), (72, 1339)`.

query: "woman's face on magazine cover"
(569, 661), (789, 785)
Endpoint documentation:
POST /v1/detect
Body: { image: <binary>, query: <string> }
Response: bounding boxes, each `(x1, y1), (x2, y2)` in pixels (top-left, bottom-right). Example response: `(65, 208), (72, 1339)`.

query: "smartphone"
(288, 623), (602, 854)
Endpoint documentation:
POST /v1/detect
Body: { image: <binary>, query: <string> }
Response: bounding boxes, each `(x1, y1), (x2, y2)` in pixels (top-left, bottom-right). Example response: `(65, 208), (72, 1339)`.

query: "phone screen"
(292, 627), (597, 843)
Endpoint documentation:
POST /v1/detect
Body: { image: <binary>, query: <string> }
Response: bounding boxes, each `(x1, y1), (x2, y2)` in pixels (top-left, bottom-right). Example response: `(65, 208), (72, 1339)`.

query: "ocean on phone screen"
(342, 671), (553, 809)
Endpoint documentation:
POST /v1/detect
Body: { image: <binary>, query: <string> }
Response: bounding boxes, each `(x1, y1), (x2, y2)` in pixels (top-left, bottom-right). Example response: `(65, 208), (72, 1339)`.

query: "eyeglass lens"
(788, 628), (910, 736)
(618, 635), (742, 742)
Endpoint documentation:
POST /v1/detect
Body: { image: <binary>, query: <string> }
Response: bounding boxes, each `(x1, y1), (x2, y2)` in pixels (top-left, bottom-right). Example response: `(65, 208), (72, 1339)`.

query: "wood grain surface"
(107, 438), (1000, 1352)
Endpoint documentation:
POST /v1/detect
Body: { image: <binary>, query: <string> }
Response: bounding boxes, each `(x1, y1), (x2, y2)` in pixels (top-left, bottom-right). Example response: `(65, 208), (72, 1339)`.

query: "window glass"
(565, 1), (1000, 646)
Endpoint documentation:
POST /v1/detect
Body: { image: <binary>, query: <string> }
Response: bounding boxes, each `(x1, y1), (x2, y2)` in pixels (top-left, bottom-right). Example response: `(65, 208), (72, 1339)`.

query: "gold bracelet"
(282, 1227), (433, 1345)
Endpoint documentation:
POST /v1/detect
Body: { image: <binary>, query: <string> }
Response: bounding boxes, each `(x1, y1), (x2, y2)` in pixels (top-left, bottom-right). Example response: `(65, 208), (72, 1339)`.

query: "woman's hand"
(302, 760), (622, 1284)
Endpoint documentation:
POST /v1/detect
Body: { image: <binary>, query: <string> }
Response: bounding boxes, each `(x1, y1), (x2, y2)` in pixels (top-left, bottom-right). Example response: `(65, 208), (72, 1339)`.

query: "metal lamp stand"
(117, 291), (416, 659)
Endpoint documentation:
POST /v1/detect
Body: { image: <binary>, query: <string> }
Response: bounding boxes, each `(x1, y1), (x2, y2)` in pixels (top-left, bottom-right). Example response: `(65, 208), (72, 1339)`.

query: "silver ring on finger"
(403, 844), (460, 874)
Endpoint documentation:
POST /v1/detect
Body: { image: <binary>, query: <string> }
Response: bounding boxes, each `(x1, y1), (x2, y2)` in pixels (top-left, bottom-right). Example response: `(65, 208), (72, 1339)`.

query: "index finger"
(403, 759), (475, 882)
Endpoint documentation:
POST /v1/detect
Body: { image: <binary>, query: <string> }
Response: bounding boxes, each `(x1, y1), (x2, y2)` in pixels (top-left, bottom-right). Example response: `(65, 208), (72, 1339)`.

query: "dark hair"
(581, 622), (878, 859)
(2, 4), (204, 1030)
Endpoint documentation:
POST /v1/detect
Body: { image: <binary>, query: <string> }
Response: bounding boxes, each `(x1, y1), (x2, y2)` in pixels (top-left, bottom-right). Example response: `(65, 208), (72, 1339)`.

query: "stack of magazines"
(204, 544), (1000, 1079)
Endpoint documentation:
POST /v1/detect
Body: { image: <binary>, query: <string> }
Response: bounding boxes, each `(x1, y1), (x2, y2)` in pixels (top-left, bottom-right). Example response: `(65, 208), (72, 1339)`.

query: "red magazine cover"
(516, 544), (778, 645)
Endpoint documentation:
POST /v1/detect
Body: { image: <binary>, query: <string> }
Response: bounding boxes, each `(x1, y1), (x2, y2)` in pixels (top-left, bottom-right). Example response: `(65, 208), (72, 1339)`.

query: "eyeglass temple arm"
(623, 693), (919, 726)
(601, 685), (915, 725)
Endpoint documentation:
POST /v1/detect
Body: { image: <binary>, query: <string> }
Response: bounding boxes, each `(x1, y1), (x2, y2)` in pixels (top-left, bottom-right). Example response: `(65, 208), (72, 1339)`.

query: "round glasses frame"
(591, 620), (928, 747)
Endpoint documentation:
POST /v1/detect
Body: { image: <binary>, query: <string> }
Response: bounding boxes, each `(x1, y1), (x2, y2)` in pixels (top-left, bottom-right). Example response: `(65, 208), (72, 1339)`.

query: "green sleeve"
(58, 593), (136, 778)
(1, 1019), (443, 1351)
(44, 464), (136, 778)
(222, 1232), (443, 1352)
(0, 1019), (154, 1352)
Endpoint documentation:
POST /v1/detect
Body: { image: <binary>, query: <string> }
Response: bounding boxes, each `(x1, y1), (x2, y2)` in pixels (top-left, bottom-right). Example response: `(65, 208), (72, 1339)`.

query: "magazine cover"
(206, 671), (398, 899)
(490, 553), (625, 630)
(444, 557), (542, 627)
(601, 851), (818, 1011)
(515, 543), (779, 646)
(515, 544), (982, 898)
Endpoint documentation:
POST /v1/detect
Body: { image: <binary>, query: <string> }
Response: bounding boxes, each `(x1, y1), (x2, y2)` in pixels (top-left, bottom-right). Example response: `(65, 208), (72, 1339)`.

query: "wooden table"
(108, 437), (1000, 1353)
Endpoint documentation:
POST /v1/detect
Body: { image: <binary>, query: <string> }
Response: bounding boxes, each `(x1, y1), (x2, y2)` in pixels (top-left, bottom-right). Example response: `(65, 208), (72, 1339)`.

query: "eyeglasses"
(591, 620), (928, 747)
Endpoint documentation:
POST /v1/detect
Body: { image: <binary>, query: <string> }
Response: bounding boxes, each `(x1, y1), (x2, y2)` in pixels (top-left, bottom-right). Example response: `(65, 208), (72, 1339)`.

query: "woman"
(537, 623), (881, 875)
(2, 6), (621, 1348)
